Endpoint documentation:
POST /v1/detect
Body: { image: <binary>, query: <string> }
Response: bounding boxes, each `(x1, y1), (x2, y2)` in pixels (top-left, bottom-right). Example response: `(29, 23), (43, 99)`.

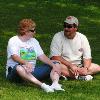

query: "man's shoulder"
(54, 31), (64, 38)
(76, 32), (87, 38)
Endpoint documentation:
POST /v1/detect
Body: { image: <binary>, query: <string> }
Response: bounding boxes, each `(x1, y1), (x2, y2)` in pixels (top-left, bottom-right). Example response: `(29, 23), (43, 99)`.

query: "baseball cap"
(64, 16), (79, 26)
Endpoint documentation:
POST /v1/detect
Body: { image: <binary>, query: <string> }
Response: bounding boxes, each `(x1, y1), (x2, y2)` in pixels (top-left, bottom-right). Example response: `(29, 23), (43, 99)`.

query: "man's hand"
(70, 64), (79, 76)
(78, 67), (88, 76)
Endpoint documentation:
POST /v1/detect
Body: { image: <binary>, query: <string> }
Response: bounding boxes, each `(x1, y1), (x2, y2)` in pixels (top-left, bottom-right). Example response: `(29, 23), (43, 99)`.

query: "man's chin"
(67, 37), (73, 39)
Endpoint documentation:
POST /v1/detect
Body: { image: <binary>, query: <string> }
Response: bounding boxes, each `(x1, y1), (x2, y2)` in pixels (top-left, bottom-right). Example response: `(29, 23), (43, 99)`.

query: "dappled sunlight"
(90, 19), (100, 23)
(84, 5), (100, 12)
(55, 2), (67, 7)
(80, 16), (100, 24)
(88, 37), (97, 40)
(7, 3), (15, 6)
(54, 2), (79, 8)
(0, 1), (100, 99)
(18, 4), (25, 8)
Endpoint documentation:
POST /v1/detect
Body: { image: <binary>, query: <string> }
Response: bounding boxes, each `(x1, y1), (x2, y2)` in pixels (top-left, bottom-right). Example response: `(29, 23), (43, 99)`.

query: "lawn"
(0, 0), (100, 100)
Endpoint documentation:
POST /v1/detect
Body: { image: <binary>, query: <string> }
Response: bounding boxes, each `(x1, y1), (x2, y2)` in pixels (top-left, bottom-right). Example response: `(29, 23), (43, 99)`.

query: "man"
(6, 19), (64, 92)
(50, 16), (100, 80)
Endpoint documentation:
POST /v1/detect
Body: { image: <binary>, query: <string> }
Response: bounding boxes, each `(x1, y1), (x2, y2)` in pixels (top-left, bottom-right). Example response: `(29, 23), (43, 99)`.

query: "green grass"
(0, 0), (100, 100)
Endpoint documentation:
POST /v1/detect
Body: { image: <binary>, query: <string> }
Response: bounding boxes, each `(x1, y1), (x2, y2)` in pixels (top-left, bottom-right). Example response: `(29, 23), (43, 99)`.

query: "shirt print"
(20, 47), (36, 61)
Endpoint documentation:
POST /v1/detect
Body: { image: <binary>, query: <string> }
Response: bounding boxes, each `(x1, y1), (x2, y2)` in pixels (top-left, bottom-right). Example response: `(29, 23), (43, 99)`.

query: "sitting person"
(50, 16), (100, 80)
(6, 18), (64, 92)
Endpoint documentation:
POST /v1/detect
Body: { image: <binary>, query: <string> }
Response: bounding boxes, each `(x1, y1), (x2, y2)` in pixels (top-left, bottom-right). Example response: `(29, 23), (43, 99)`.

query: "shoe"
(41, 83), (54, 93)
(50, 83), (65, 91)
(85, 75), (93, 81)
(75, 75), (93, 81)
(60, 75), (68, 80)
(75, 75), (85, 80)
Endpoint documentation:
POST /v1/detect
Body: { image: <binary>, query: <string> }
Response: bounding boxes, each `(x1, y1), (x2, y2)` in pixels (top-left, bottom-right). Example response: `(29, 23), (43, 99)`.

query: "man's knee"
(60, 64), (70, 77)
(87, 63), (100, 74)
(88, 63), (99, 71)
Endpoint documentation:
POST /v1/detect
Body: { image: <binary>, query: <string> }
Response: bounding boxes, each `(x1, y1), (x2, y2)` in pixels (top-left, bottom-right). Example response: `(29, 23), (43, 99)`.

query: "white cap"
(64, 16), (79, 26)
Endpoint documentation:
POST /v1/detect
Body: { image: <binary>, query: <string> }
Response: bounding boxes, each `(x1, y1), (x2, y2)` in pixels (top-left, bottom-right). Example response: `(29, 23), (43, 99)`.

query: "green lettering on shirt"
(20, 47), (36, 60)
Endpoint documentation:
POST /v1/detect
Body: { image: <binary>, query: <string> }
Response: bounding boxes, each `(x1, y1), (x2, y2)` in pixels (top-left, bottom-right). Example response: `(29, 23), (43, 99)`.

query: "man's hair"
(18, 19), (36, 36)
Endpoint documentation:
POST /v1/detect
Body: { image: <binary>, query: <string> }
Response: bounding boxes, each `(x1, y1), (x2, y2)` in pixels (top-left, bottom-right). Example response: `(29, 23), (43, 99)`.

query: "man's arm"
(38, 54), (61, 75)
(77, 59), (91, 75)
(83, 58), (91, 70)
(51, 56), (77, 70)
(78, 35), (92, 75)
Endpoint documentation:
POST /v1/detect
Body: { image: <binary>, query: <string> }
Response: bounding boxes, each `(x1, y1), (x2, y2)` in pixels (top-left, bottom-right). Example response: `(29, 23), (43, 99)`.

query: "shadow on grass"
(0, 1), (100, 99)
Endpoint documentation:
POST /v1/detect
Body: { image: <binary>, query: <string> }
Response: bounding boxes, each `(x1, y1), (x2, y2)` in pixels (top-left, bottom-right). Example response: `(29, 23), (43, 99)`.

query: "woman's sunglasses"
(29, 29), (36, 33)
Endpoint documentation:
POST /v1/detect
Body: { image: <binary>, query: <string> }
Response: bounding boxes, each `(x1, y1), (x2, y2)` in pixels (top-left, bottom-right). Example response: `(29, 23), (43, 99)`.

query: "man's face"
(63, 23), (77, 39)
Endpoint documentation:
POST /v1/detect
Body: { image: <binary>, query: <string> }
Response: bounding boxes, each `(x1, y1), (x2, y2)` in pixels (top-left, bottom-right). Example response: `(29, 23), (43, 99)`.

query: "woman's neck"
(18, 35), (31, 42)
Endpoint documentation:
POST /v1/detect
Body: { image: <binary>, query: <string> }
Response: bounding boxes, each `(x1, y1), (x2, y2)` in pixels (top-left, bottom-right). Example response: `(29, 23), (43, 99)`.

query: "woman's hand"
(23, 62), (33, 73)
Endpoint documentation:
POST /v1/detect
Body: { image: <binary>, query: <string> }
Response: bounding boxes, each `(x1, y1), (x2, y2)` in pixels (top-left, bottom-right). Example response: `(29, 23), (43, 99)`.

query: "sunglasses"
(63, 23), (74, 28)
(29, 29), (36, 33)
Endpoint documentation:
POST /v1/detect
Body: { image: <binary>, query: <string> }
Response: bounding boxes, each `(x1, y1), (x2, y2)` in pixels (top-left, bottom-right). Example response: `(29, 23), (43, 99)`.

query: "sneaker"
(41, 83), (54, 93)
(60, 75), (68, 80)
(75, 75), (85, 80)
(75, 75), (93, 81)
(85, 75), (93, 81)
(50, 83), (65, 91)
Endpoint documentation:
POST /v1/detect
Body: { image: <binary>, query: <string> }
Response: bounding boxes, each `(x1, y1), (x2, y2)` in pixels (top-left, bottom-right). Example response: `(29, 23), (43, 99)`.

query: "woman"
(6, 19), (64, 92)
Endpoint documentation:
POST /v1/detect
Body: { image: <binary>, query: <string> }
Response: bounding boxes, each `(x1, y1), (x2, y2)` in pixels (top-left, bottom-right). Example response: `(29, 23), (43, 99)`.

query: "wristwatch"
(53, 61), (60, 64)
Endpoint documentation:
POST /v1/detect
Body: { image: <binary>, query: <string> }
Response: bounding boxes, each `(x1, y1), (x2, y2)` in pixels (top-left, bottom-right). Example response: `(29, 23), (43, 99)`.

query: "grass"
(0, 0), (100, 100)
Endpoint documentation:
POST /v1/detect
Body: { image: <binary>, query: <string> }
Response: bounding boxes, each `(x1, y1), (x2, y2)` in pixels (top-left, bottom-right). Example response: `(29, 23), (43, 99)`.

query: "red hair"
(18, 19), (36, 36)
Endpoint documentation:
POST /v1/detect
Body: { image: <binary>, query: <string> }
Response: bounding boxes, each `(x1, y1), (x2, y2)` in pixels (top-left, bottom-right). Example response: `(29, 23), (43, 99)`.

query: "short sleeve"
(7, 39), (19, 58)
(50, 33), (62, 57)
(35, 40), (44, 57)
(82, 35), (92, 59)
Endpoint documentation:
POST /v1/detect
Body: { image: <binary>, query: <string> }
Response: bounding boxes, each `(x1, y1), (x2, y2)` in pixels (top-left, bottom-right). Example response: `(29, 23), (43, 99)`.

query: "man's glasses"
(29, 29), (36, 33)
(63, 23), (74, 28)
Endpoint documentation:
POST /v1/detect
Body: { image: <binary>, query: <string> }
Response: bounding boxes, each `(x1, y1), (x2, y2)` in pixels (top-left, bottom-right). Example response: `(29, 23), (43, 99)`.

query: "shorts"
(7, 64), (52, 83)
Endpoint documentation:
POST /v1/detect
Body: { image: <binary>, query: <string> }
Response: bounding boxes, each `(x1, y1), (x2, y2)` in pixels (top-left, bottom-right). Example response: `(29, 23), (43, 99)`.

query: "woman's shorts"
(7, 64), (52, 83)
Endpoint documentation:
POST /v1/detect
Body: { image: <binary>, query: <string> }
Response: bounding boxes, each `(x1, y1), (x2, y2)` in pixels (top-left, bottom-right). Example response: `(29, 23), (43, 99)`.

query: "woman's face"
(26, 28), (36, 38)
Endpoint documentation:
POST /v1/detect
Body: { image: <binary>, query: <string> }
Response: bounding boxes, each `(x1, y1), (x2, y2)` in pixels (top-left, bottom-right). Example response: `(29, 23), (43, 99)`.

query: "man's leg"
(61, 64), (75, 78)
(87, 63), (100, 75)
(60, 64), (93, 81)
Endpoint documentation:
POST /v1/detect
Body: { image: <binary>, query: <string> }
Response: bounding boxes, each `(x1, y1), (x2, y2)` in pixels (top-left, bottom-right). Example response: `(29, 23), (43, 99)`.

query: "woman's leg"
(15, 65), (54, 92)
(16, 65), (42, 86)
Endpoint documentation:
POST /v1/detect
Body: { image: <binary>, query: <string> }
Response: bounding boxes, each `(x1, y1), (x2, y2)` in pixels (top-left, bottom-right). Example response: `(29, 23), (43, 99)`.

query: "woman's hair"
(18, 19), (36, 36)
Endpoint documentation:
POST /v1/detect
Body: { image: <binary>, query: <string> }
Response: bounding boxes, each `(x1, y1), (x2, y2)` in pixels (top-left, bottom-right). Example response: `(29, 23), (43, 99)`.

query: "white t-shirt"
(50, 31), (91, 64)
(7, 36), (44, 68)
